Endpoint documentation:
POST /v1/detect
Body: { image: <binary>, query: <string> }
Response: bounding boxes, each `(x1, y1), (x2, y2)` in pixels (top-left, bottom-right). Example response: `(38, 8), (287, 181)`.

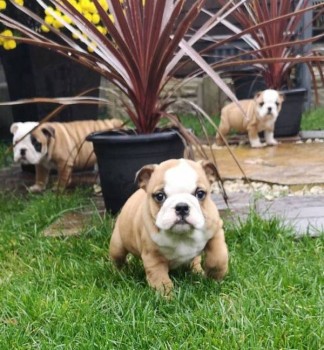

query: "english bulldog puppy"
(216, 89), (284, 148)
(110, 158), (228, 296)
(10, 119), (123, 192)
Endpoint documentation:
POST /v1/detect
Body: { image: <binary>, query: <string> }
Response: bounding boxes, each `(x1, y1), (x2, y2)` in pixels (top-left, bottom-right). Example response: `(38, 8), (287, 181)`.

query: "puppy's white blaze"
(164, 159), (198, 195)
(155, 194), (205, 230)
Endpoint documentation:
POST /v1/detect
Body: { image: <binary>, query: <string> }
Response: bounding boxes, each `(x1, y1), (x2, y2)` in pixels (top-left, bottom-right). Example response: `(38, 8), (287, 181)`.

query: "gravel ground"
(212, 180), (324, 201)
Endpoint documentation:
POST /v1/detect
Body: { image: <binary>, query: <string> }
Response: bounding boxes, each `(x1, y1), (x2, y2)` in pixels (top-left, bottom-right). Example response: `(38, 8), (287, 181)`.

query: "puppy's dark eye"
(259, 102), (264, 107)
(195, 189), (206, 201)
(30, 136), (42, 153)
(153, 191), (167, 203)
(275, 102), (279, 107)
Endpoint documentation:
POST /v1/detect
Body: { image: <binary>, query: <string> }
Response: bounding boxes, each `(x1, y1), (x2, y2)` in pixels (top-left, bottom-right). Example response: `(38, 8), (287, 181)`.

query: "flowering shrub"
(0, 0), (118, 50)
(0, 0), (23, 49)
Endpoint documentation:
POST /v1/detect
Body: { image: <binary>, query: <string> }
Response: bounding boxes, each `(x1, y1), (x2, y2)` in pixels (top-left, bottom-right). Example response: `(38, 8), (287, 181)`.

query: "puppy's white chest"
(151, 229), (212, 269)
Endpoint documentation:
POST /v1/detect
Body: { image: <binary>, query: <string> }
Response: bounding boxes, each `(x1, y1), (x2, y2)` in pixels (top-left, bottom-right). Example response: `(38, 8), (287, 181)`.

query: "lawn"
(301, 107), (324, 131)
(0, 188), (323, 349)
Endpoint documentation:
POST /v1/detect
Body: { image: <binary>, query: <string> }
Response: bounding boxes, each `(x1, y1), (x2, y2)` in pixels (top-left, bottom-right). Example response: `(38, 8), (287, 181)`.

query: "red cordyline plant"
(202, 0), (324, 93)
(0, 0), (246, 134)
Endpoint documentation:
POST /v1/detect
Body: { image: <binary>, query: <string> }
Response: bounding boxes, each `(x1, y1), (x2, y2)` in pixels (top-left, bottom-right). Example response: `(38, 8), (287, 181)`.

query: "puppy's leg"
(109, 227), (128, 269)
(216, 116), (230, 146)
(142, 252), (173, 296)
(264, 130), (278, 146)
(28, 164), (49, 192)
(191, 255), (204, 275)
(56, 162), (73, 190)
(248, 126), (265, 148)
(204, 229), (228, 281)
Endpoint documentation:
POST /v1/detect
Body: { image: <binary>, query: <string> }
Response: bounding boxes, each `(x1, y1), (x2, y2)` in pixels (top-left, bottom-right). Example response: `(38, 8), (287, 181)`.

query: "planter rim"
(86, 128), (182, 144)
(279, 87), (307, 95)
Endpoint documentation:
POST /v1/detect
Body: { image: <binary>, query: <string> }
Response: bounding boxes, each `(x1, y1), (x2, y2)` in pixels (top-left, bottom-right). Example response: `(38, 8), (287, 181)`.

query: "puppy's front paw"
(215, 135), (225, 146)
(250, 139), (266, 148)
(156, 281), (174, 299)
(28, 184), (45, 193)
(266, 139), (278, 146)
(205, 265), (228, 282)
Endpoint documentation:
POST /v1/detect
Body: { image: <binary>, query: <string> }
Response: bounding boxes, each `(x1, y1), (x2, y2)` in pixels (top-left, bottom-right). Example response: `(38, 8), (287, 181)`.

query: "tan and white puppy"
(110, 158), (228, 295)
(216, 89), (284, 148)
(11, 119), (123, 192)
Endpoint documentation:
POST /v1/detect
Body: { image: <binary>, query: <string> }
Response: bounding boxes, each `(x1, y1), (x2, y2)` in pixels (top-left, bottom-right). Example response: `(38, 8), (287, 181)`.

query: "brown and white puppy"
(110, 158), (228, 295)
(11, 119), (123, 192)
(216, 89), (284, 148)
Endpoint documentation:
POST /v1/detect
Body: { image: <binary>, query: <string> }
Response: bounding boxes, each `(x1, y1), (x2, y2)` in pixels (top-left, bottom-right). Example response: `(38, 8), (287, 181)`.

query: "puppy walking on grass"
(216, 89), (284, 148)
(110, 158), (228, 296)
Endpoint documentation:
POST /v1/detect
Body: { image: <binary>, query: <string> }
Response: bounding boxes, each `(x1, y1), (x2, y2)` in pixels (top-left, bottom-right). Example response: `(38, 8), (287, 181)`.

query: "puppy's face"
(10, 122), (54, 165)
(255, 89), (284, 120)
(137, 159), (217, 233)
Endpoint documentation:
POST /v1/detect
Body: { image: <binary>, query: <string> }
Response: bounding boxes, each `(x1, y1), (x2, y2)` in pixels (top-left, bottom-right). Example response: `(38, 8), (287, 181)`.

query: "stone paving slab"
(206, 142), (324, 186)
(214, 193), (324, 237)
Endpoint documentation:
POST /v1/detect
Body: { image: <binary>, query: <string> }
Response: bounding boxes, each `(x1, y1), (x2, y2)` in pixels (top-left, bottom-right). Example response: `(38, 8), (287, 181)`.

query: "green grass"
(0, 142), (12, 169)
(301, 107), (324, 131)
(0, 190), (323, 349)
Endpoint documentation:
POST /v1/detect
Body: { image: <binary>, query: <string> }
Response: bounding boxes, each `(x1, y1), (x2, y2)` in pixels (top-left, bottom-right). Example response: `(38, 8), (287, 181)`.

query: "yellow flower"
(108, 14), (115, 24)
(45, 6), (55, 16)
(98, 0), (108, 12)
(0, 0), (6, 11)
(96, 25), (108, 35)
(87, 42), (97, 53)
(0, 30), (17, 50)
(88, 2), (97, 14)
(72, 29), (82, 40)
(62, 15), (73, 25)
(2, 29), (13, 37)
(83, 12), (92, 22)
(3, 39), (17, 50)
(91, 13), (100, 25)
(44, 15), (54, 25)
(80, 0), (92, 12)
(13, 0), (24, 5)
(40, 24), (50, 33)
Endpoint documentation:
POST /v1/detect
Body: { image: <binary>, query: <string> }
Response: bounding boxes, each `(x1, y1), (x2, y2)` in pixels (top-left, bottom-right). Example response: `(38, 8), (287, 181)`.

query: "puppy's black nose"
(20, 148), (26, 157)
(268, 106), (272, 113)
(175, 203), (190, 218)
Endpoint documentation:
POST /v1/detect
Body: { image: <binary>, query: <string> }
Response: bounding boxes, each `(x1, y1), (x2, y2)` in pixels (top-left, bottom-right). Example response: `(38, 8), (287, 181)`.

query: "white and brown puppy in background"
(11, 119), (123, 192)
(216, 89), (284, 148)
(110, 158), (228, 296)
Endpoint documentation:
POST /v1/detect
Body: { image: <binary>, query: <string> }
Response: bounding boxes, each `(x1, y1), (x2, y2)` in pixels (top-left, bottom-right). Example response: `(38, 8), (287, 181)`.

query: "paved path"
(207, 142), (324, 186)
(213, 193), (324, 237)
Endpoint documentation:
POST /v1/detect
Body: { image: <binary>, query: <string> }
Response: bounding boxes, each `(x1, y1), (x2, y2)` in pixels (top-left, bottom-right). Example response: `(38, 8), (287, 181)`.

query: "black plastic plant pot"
(1, 44), (101, 123)
(274, 88), (307, 137)
(86, 129), (185, 215)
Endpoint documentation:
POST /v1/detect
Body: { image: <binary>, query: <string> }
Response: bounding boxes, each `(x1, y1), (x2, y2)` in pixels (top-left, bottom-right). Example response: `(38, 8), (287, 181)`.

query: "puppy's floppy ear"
(10, 122), (21, 135)
(41, 125), (55, 139)
(254, 91), (262, 100)
(279, 92), (285, 103)
(199, 160), (219, 184)
(135, 164), (156, 190)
